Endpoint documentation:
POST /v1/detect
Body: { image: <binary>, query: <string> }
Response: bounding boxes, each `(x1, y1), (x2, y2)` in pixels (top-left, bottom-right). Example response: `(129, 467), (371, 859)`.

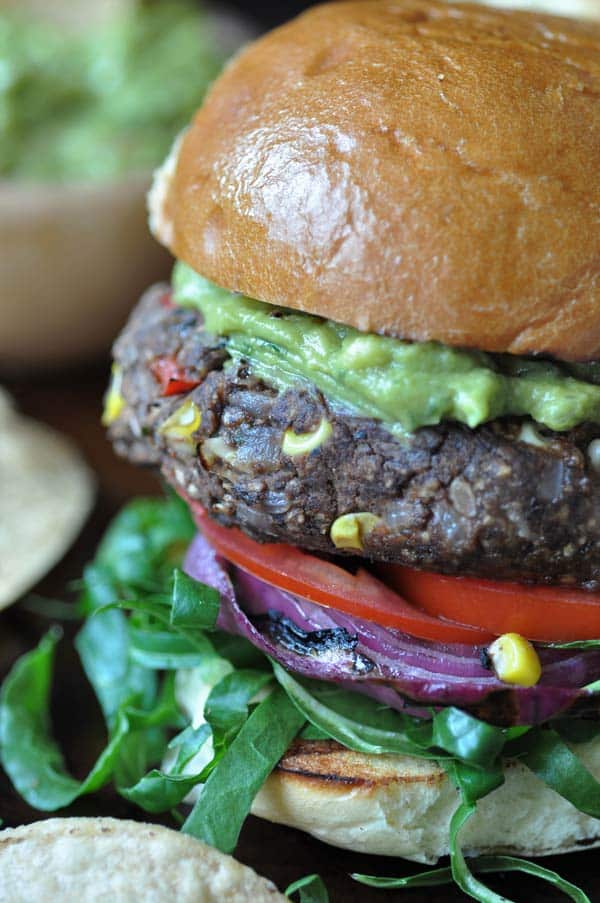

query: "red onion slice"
(184, 533), (599, 726)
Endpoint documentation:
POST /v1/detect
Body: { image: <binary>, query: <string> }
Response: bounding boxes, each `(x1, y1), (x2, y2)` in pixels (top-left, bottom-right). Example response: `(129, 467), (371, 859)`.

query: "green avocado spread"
(172, 262), (600, 436)
(0, 2), (222, 181)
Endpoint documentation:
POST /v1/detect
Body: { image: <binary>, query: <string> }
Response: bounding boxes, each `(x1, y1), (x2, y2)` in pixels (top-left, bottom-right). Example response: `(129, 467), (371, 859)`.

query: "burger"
(103, 0), (600, 896)
(477, 0), (600, 17)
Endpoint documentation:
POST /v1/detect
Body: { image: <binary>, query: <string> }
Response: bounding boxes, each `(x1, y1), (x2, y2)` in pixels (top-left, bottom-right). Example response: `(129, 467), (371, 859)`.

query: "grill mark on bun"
(275, 740), (447, 789)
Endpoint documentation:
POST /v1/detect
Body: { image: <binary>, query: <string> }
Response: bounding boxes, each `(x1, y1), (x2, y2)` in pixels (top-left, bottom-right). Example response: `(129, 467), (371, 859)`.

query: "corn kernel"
(282, 418), (333, 457)
(158, 399), (201, 440)
(101, 364), (125, 426)
(487, 633), (542, 688)
(330, 512), (382, 551)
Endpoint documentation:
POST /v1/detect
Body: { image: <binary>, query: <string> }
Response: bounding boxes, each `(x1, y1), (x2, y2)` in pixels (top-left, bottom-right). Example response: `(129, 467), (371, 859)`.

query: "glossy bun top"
(152, 1), (600, 360)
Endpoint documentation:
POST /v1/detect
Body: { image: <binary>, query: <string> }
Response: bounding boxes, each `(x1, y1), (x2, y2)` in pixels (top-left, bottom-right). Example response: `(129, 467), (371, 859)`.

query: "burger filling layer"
(183, 530), (600, 728)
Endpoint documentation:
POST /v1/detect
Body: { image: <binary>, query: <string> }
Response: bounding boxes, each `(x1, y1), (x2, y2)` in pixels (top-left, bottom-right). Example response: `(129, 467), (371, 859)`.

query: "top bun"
(153, 0), (600, 361)
(475, 0), (600, 18)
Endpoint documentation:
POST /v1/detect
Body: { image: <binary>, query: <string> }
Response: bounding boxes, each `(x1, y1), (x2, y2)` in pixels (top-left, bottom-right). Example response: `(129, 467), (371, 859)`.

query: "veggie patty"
(108, 285), (600, 588)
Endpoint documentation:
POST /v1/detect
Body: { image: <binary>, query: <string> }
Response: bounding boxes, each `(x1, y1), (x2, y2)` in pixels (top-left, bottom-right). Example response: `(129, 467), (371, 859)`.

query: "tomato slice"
(189, 502), (492, 644)
(151, 356), (201, 397)
(381, 566), (600, 643)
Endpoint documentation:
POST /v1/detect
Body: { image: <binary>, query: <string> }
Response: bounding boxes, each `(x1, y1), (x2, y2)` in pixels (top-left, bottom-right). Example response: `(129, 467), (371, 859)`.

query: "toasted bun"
(0, 818), (285, 903)
(151, 0), (600, 362)
(175, 672), (600, 863)
(252, 738), (600, 862)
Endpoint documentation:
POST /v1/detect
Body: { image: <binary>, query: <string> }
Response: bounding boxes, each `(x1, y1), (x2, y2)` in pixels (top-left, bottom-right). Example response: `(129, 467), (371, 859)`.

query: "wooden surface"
(2, 365), (598, 901)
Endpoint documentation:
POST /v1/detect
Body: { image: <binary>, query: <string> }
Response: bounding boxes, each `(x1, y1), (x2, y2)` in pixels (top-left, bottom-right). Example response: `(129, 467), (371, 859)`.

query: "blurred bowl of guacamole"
(0, 0), (254, 369)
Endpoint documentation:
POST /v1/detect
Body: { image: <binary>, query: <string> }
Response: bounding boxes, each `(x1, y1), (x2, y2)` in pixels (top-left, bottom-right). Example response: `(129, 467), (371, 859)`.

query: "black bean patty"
(109, 285), (600, 589)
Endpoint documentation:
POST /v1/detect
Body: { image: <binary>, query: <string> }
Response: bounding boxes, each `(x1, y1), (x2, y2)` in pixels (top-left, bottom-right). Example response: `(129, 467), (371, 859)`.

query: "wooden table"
(2, 366), (598, 901)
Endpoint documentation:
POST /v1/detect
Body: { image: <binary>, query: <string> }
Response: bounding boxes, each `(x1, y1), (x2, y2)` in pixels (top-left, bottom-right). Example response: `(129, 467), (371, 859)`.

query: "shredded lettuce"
(182, 686), (305, 852)
(509, 729), (600, 818)
(272, 662), (514, 770)
(0, 628), (182, 810)
(353, 857), (591, 902)
(285, 874), (330, 902)
(205, 669), (273, 746)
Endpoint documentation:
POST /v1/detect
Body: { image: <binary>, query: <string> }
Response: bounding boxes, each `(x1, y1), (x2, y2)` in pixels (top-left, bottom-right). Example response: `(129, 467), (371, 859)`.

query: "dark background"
(226, 0), (316, 27)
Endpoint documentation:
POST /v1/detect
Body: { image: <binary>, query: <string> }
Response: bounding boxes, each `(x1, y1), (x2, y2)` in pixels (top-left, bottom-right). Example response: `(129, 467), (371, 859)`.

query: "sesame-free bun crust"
(0, 818), (285, 903)
(154, 0), (600, 361)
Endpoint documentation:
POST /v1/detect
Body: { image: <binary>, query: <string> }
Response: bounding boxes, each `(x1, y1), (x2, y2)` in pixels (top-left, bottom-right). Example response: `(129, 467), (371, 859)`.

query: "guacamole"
(0, 2), (222, 181)
(173, 262), (600, 436)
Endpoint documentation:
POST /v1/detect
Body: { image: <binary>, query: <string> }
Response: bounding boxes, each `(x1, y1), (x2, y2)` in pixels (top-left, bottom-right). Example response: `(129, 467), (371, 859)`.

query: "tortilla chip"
(0, 389), (94, 608)
(0, 818), (287, 902)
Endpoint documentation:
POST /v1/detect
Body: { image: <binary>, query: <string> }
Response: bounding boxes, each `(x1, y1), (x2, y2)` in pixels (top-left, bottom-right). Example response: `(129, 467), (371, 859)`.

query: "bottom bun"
(252, 738), (600, 863)
(175, 669), (600, 864)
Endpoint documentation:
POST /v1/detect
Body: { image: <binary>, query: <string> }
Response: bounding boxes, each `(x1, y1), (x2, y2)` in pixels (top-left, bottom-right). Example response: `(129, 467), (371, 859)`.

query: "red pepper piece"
(151, 356), (201, 397)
